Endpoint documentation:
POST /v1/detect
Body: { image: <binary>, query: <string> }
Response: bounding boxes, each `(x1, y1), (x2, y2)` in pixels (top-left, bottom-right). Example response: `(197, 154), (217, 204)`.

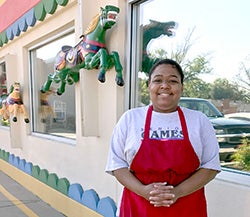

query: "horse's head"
(100, 5), (120, 30)
(82, 5), (120, 38)
(9, 82), (21, 93)
(141, 20), (178, 74)
(143, 20), (178, 48)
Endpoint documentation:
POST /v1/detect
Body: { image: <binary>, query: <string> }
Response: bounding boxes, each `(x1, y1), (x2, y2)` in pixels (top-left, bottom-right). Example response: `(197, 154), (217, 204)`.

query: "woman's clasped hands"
(147, 182), (178, 207)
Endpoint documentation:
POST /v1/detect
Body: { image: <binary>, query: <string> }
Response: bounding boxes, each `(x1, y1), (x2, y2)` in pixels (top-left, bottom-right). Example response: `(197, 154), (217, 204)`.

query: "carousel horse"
(142, 20), (178, 74)
(41, 5), (124, 95)
(0, 82), (29, 123)
(0, 93), (9, 123)
(40, 89), (56, 123)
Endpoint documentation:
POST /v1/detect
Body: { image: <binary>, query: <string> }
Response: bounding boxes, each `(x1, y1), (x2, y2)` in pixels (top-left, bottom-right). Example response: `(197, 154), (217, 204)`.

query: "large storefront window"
(30, 32), (76, 139)
(130, 0), (250, 172)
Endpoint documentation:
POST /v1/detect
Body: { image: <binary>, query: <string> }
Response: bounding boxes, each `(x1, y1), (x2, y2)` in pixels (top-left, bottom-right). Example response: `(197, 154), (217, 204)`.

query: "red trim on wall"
(0, 0), (41, 32)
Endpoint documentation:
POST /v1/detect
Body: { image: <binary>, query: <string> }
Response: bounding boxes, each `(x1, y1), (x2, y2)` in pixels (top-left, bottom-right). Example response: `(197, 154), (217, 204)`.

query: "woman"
(106, 59), (221, 217)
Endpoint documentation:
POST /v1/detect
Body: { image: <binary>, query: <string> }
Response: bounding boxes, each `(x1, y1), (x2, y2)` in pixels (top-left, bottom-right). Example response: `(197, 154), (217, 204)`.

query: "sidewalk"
(0, 170), (66, 217)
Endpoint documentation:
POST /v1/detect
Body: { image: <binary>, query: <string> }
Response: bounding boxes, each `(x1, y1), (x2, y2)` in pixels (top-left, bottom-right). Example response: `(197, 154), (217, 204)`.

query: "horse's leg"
(12, 104), (18, 122)
(96, 49), (108, 83)
(67, 70), (80, 85)
(110, 51), (124, 86)
(49, 106), (57, 122)
(40, 106), (46, 123)
(41, 73), (54, 93)
(0, 106), (8, 121)
(85, 49), (108, 82)
(2, 104), (9, 121)
(57, 80), (66, 95)
(56, 69), (69, 95)
(20, 104), (29, 123)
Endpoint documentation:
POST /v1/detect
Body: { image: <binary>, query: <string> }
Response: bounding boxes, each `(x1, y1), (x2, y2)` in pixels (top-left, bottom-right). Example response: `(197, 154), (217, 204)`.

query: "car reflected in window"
(179, 97), (250, 163)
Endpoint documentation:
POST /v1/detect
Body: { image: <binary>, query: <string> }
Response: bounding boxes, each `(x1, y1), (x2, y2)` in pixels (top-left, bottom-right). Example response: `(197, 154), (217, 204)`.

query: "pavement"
(0, 170), (66, 217)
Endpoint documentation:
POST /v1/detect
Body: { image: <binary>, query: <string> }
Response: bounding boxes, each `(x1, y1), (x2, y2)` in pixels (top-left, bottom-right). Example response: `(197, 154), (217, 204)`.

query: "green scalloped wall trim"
(0, 0), (69, 47)
(47, 173), (59, 189)
(43, 0), (58, 14)
(34, 2), (47, 21)
(0, 149), (117, 217)
(0, 31), (8, 44)
(56, 0), (69, 6)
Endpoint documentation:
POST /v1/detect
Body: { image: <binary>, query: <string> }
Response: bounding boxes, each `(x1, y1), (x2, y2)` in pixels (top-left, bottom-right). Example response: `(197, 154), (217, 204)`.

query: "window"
(0, 62), (8, 126)
(0, 62), (7, 95)
(29, 32), (76, 139)
(130, 0), (250, 172)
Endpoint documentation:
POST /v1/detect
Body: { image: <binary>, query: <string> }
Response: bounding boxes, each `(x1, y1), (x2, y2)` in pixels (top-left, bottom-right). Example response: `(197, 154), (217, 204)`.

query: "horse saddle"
(62, 45), (72, 52)
(65, 46), (78, 67)
(55, 45), (78, 70)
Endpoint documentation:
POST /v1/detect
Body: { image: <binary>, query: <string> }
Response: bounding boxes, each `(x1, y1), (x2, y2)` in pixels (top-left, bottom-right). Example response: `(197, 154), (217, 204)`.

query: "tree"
(169, 27), (196, 64)
(236, 55), (250, 95)
(139, 78), (150, 106)
(182, 55), (212, 98)
(210, 78), (249, 102)
(210, 78), (235, 100)
(183, 78), (211, 98)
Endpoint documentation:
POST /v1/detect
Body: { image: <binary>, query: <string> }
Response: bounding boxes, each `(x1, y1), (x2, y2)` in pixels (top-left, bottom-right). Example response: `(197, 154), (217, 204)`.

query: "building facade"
(0, 0), (249, 216)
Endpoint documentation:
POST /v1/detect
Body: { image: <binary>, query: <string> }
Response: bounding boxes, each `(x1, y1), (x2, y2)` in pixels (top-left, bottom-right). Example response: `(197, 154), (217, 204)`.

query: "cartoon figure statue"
(142, 20), (178, 74)
(40, 89), (56, 123)
(0, 82), (29, 123)
(41, 5), (124, 95)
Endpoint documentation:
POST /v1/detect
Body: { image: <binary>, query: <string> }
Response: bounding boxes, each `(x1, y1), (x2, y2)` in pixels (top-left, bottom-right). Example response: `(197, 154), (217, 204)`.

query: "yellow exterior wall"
(0, 0), (125, 202)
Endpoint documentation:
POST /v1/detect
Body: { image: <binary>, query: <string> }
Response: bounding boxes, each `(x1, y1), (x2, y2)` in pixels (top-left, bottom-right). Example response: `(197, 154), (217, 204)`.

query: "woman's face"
(148, 64), (183, 113)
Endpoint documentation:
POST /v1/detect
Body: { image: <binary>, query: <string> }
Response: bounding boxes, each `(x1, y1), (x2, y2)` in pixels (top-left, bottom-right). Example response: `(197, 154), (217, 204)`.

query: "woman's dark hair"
(148, 59), (184, 84)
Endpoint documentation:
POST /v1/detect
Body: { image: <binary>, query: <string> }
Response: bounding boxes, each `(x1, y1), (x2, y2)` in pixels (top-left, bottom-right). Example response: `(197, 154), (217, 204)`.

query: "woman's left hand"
(149, 182), (177, 207)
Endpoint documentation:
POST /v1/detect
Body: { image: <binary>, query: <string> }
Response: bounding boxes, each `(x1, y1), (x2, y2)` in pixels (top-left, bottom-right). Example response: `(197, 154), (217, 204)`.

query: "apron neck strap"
(144, 105), (153, 139)
(177, 107), (189, 139)
(144, 105), (189, 140)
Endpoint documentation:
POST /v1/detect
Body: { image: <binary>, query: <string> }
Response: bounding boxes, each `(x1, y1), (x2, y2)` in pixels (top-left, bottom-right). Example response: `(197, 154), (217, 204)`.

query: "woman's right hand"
(113, 168), (175, 206)
(147, 182), (176, 207)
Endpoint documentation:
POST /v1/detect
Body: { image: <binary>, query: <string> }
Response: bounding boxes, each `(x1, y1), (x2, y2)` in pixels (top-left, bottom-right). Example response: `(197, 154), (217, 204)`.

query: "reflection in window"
(0, 62), (8, 126)
(0, 62), (7, 95)
(130, 0), (250, 172)
(30, 33), (76, 139)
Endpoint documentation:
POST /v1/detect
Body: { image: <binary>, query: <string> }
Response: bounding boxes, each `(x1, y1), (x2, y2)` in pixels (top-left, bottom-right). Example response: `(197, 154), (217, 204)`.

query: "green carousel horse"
(142, 20), (178, 74)
(41, 5), (124, 95)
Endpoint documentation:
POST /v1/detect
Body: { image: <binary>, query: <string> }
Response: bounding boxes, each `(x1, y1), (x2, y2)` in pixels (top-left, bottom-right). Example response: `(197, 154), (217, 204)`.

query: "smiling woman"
(106, 58), (221, 217)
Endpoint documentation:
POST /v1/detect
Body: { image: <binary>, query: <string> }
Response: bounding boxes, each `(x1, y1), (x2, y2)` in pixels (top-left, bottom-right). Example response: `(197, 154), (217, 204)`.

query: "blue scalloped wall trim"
(0, 148), (117, 217)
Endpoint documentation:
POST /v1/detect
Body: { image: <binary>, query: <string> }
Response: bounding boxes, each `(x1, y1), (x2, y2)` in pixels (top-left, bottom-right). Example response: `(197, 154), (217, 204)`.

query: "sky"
(142, 0), (250, 82)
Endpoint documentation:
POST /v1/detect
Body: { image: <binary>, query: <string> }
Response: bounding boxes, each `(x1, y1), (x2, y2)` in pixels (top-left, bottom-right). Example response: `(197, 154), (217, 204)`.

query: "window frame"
(127, 0), (250, 176)
(28, 27), (76, 143)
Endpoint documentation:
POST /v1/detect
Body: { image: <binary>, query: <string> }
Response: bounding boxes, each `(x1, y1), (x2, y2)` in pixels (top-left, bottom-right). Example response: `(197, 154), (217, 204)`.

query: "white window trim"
(217, 168), (250, 187)
(28, 28), (76, 142)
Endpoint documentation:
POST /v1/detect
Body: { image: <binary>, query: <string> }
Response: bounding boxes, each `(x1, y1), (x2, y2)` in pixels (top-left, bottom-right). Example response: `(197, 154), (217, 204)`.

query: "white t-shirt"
(106, 106), (221, 174)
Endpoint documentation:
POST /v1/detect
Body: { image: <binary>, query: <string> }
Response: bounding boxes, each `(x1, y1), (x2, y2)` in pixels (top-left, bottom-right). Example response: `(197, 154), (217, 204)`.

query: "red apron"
(119, 106), (207, 217)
